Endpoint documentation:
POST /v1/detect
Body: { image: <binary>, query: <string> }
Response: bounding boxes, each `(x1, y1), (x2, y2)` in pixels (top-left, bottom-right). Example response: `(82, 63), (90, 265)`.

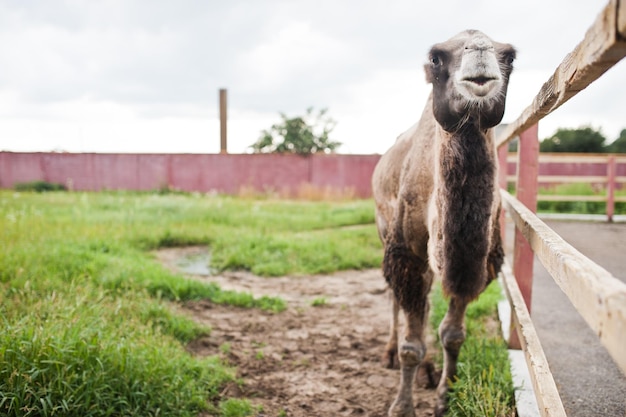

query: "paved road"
(506, 218), (626, 417)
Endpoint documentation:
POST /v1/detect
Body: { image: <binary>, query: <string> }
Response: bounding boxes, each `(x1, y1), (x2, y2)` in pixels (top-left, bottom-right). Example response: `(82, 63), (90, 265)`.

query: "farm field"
(0, 191), (513, 416)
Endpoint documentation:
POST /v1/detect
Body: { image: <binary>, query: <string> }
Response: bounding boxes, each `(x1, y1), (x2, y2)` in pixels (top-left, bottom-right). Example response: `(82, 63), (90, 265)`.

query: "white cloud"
(236, 21), (355, 92)
(331, 68), (430, 154)
(0, 0), (624, 154)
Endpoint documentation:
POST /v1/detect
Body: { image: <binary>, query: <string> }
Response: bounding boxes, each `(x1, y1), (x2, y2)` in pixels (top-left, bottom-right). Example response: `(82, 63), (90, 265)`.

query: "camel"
(371, 30), (515, 417)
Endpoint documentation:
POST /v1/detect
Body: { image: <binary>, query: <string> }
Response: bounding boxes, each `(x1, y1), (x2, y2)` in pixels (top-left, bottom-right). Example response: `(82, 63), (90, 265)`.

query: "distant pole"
(219, 88), (228, 154)
(607, 155), (616, 222)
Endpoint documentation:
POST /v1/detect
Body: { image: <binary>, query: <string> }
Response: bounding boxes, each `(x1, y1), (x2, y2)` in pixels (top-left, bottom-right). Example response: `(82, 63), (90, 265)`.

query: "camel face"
(426, 30), (516, 132)
(455, 34), (504, 99)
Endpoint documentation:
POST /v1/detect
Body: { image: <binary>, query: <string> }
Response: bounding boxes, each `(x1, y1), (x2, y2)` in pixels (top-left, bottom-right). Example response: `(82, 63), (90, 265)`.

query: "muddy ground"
(156, 247), (440, 417)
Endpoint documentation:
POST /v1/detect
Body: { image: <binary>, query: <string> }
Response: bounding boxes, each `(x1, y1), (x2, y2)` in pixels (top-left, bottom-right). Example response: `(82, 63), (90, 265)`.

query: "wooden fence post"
(606, 154), (616, 222)
(509, 123), (539, 349)
(498, 146), (509, 244)
(219, 88), (228, 154)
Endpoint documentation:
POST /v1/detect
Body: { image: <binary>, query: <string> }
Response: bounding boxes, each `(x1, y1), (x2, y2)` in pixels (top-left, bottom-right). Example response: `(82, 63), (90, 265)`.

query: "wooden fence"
(506, 153), (626, 221)
(496, 1), (626, 415)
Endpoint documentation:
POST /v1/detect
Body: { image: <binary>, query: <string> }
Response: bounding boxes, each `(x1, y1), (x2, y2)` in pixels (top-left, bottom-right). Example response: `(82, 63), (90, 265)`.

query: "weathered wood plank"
(537, 195), (606, 202)
(537, 154), (609, 163)
(536, 175), (607, 183)
(507, 175), (626, 184)
(497, 0), (626, 148)
(500, 260), (567, 417)
(501, 190), (626, 375)
(506, 154), (626, 164)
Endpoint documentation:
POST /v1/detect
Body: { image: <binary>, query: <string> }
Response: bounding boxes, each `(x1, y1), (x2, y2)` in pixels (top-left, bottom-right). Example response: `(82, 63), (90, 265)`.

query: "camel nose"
(465, 37), (494, 52)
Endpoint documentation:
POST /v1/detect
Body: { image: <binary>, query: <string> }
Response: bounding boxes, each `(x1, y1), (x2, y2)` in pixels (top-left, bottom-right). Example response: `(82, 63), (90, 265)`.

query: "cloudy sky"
(0, 0), (624, 155)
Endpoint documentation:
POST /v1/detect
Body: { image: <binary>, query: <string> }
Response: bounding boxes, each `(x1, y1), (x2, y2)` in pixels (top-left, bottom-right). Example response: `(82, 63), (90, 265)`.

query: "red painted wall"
(0, 152), (380, 198)
(1, 152), (624, 197)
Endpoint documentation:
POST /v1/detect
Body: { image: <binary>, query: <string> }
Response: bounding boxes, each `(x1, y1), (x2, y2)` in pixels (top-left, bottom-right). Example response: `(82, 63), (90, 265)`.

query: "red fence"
(506, 153), (626, 221)
(506, 153), (626, 187)
(1, 151), (625, 200)
(0, 152), (380, 198)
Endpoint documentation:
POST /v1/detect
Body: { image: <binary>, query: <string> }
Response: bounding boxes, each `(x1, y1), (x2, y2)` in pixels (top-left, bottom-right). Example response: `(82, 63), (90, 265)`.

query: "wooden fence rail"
(505, 153), (626, 221)
(496, 0), (626, 416)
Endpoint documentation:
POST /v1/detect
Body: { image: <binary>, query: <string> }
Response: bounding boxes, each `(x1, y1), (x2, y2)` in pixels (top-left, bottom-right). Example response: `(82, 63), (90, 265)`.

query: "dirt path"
(156, 247), (439, 417)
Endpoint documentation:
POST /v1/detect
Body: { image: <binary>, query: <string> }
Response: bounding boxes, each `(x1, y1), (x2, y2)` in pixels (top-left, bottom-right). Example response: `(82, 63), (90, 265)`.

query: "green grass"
(206, 202), (380, 276)
(536, 182), (626, 215)
(0, 191), (378, 416)
(430, 281), (515, 416)
(0, 190), (514, 416)
(310, 296), (328, 307)
(218, 398), (256, 417)
(0, 286), (234, 416)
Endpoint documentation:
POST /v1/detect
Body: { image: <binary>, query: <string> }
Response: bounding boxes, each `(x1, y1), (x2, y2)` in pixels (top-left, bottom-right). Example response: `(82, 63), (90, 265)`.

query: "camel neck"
(435, 127), (496, 292)
(439, 129), (495, 187)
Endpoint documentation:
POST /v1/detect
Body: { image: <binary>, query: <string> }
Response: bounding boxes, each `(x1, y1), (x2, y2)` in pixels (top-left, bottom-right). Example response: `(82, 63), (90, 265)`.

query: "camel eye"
(503, 52), (515, 66)
(431, 54), (443, 67)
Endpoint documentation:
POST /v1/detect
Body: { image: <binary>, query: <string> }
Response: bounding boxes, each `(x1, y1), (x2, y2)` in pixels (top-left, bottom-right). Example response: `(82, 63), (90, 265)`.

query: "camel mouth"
(463, 76), (497, 86)
(457, 74), (502, 98)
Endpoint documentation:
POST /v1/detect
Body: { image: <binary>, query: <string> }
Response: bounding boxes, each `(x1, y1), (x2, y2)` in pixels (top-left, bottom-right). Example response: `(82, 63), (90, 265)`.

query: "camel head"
(425, 30), (516, 132)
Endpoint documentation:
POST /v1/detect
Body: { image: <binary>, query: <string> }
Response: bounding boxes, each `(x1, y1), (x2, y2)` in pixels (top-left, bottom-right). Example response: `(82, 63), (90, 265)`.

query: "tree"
(606, 129), (626, 153)
(539, 126), (606, 153)
(250, 107), (341, 155)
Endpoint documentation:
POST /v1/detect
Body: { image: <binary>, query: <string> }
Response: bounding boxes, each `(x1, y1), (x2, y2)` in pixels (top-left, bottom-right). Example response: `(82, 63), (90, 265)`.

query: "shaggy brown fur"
(372, 30), (515, 417)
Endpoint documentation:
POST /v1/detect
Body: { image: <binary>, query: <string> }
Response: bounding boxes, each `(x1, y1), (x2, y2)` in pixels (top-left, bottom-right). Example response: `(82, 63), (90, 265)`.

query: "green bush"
(14, 180), (67, 192)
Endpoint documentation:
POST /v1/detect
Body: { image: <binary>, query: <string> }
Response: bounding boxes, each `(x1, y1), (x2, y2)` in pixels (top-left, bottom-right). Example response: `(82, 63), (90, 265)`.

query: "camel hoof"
(434, 384), (450, 417)
(388, 399), (416, 417)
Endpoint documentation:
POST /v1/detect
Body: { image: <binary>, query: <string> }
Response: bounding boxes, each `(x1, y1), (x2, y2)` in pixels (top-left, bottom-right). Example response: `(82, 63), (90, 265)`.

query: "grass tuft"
(0, 286), (234, 416)
(310, 297), (328, 307)
(218, 398), (256, 417)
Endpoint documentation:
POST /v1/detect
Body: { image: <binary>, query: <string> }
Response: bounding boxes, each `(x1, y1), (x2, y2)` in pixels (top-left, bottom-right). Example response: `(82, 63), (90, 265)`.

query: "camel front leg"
(388, 308), (428, 417)
(435, 295), (469, 417)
